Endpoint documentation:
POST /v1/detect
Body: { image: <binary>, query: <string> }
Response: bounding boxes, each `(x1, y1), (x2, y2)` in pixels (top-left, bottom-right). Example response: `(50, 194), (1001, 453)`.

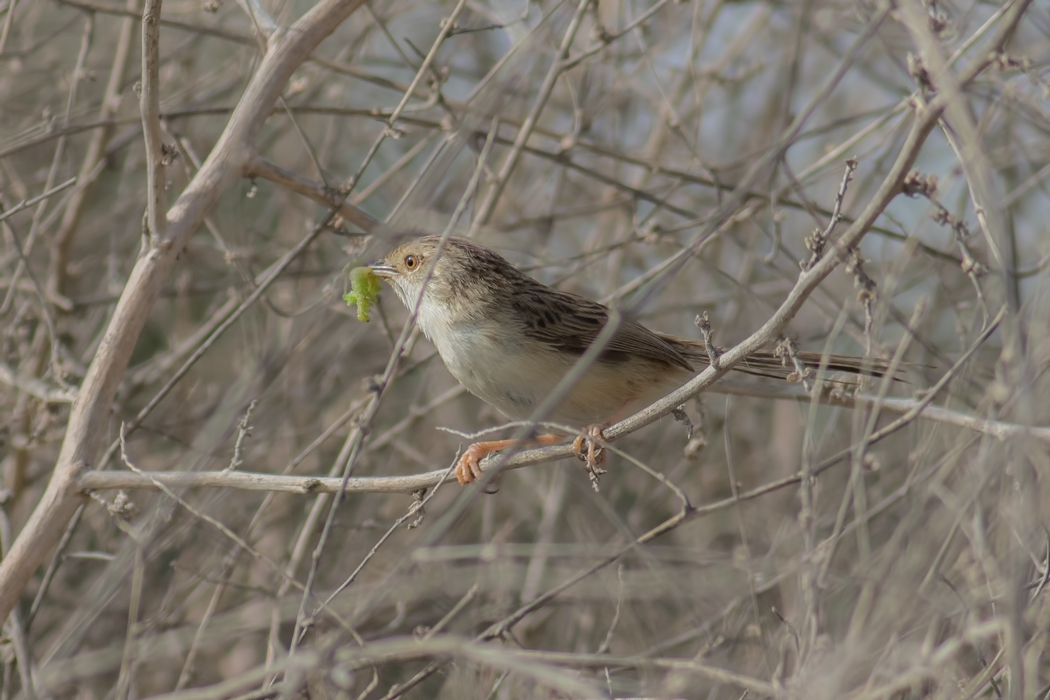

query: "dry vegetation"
(1, 0), (1049, 697)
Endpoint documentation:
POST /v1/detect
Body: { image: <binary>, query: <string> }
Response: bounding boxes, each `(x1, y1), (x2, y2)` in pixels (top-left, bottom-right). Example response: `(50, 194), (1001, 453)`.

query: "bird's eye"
(404, 254), (418, 270)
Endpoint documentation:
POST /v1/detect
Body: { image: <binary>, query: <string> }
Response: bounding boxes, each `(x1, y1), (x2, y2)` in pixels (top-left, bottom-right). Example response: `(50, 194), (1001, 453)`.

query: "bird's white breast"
(431, 319), (552, 420)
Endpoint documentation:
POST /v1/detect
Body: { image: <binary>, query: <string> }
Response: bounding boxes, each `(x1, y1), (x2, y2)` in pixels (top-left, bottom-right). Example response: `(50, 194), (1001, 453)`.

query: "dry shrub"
(0, 0), (1047, 697)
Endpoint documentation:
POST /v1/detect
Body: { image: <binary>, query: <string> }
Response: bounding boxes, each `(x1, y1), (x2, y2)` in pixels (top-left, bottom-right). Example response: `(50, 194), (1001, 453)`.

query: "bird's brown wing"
(510, 284), (694, 372)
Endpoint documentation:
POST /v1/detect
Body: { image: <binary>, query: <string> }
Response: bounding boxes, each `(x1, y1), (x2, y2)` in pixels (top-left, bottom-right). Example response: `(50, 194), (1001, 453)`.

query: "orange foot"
(572, 424), (607, 491)
(455, 435), (563, 485)
(456, 440), (508, 485)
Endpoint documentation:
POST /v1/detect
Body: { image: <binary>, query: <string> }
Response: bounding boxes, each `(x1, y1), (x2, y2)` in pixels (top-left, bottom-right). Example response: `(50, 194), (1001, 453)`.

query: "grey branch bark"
(0, 0), (369, 626)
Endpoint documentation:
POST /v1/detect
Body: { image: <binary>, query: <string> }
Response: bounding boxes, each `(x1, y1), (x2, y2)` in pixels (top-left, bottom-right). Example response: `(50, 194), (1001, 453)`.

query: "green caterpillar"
(343, 266), (382, 322)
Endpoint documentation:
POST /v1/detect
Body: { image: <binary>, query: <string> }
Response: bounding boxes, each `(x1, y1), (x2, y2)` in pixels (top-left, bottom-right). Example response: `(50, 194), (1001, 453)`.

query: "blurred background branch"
(0, 0), (1047, 697)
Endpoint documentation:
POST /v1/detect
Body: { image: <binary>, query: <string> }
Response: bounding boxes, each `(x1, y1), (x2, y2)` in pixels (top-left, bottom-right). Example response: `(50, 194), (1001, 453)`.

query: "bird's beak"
(367, 263), (397, 279)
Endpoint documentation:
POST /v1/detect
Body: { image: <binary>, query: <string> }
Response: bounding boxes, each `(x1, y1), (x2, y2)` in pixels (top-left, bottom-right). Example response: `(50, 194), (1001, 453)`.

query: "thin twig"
(139, 0), (166, 241)
(0, 178), (77, 224)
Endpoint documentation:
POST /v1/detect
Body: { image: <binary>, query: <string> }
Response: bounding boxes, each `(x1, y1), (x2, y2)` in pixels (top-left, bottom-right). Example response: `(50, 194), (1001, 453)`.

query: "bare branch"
(0, 362), (78, 403)
(244, 154), (379, 232)
(139, 0), (166, 241)
(0, 0), (370, 627)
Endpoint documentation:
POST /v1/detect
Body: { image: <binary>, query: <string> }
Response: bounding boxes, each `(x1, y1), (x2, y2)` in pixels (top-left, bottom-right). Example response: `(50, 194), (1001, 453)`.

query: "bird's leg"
(457, 434), (563, 485)
(573, 425), (608, 491)
(572, 401), (635, 490)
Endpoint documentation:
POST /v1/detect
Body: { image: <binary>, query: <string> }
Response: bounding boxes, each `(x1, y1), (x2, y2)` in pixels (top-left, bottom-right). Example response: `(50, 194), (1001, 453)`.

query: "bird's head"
(369, 235), (519, 312)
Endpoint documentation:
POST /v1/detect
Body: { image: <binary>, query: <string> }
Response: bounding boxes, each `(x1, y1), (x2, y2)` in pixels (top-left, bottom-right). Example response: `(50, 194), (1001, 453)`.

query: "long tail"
(661, 335), (905, 382)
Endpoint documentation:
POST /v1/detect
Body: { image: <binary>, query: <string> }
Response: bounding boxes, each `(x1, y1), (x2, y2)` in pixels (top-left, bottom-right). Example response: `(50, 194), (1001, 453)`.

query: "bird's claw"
(573, 425), (607, 491)
(455, 444), (487, 485)
(455, 443), (501, 492)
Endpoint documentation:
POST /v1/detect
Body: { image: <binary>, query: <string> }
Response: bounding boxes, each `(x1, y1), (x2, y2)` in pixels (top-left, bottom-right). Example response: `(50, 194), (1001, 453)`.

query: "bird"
(368, 235), (894, 485)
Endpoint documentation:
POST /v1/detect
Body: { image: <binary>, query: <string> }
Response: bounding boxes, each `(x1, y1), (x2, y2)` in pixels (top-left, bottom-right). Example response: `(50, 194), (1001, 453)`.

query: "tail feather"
(662, 336), (907, 382)
(734, 349), (899, 381)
